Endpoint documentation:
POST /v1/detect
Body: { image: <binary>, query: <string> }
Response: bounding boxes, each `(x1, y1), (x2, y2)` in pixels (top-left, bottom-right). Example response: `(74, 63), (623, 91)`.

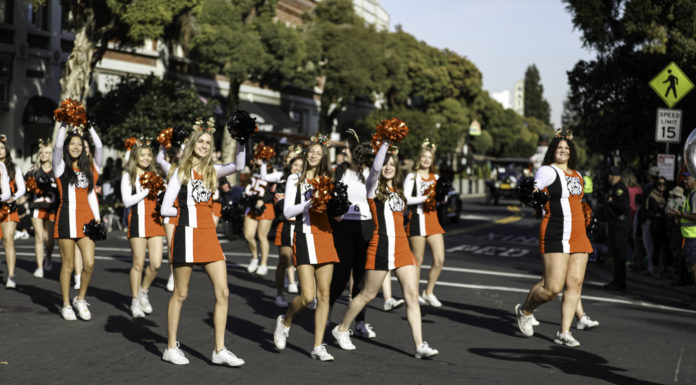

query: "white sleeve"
(87, 190), (100, 221)
(0, 163), (10, 202)
(283, 174), (309, 218)
(89, 126), (103, 172)
(215, 141), (246, 178)
(534, 166), (557, 190)
(160, 170), (181, 217)
(120, 173), (150, 208)
(53, 125), (66, 178)
(12, 167), (25, 200)
(366, 142), (389, 199)
(260, 161), (283, 183)
(124, 150), (131, 164)
(156, 146), (171, 175)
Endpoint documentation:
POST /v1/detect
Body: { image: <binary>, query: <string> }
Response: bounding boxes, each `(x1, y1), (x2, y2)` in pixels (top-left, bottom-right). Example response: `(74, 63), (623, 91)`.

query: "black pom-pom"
(517, 177), (549, 209)
(36, 174), (52, 191)
(252, 201), (266, 216)
(83, 219), (107, 241)
(221, 203), (236, 223)
(227, 110), (257, 144)
(172, 126), (189, 148)
(586, 217), (599, 236)
(435, 178), (452, 202)
(327, 182), (351, 217)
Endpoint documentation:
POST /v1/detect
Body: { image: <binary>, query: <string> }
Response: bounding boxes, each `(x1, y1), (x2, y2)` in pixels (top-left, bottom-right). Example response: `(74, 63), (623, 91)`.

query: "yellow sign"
(649, 62), (694, 108)
(469, 119), (481, 136)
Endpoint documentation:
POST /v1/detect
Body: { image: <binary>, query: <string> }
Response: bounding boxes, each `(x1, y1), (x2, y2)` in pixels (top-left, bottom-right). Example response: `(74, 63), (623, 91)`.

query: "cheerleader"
(53, 125), (101, 320)
(28, 140), (58, 278)
(0, 135), (26, 289)
(121, 140), (166, 318)
(156, 144), (184, 292)
(273, 134), (339, 361)
(404, 140), (445, 307)
(160, 121), (245, 366)
(331, 141), (438, 359)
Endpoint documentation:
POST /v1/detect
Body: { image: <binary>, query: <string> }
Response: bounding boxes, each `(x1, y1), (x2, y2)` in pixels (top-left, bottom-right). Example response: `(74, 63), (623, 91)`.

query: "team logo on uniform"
(565, 176), (583, 196)
(388, 192), (405, 212)
(419, 180), (435, 195)
(191, 179), (212, 203)
(75, 171), (89, 189)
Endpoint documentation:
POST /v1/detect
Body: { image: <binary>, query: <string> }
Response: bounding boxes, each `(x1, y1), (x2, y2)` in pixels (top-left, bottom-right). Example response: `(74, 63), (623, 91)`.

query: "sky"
(378, 0), (596, 128)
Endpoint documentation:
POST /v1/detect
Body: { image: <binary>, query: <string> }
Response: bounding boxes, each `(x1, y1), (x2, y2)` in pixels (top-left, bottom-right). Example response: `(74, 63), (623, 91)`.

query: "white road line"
(674, 346), (684, 383)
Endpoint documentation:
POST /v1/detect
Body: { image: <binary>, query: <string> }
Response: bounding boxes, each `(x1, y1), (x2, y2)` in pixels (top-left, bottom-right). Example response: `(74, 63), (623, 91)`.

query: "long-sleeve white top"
(120, 172), (150, 208)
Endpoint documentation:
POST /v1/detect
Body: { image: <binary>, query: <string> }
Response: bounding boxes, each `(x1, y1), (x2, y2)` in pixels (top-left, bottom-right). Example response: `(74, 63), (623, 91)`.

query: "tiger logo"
(75, 171), (89, 189)
(565, 176), (583, 196)
(388, 192), (405, 212)
(191, 179), (212, 203)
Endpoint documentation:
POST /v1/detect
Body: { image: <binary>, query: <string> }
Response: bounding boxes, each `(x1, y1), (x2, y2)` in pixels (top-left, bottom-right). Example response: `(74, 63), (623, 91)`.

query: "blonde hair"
(413, 148), (438, 175)
(177, 130), (218, 190)
(33, 144), (53, 170)
(622, 171), (639, 188)
(125, 145), (156, 189)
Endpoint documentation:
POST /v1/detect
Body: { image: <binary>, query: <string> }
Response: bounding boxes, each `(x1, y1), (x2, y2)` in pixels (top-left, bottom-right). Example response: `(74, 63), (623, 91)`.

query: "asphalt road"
(1, 197), (695, 384)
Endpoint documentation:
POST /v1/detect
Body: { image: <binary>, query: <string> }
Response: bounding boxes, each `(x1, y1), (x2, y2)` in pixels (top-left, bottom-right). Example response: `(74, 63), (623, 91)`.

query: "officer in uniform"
(604, 166), (630, 291)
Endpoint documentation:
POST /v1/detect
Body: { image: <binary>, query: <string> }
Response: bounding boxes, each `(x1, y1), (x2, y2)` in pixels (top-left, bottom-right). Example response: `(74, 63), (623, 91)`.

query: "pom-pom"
(327, 182), (351, 217)
(124, 137), (137, 151)
(371, 118), (408, 152)
(252, 201), (266, 216)
(240, 195), (266, 216)
(139, 171), (165, 199)
(516, 177), (549, 209)
(221, 203), (236, 223)
(435, 178), (452, 202)
(308, 176), (334, 213)
(36, 174), (52, 191)
(227, 110), (258, 144)
(26, 176), (42, 195)
(83, 219), (107, 241)
(254, 143), (276, 161)
(157, 128), (174, 149)
(582, 201), (599, 235)
(0, 202), (15, 221)
(586, 217), (599, 236)
(171, 126), (189, 148)
(423, 184), (437, 212)
(54, 98), (87, 129)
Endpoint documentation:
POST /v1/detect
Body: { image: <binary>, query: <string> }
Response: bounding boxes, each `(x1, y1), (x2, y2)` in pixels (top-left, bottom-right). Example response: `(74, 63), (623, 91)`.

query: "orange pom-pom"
(139, 171), (165, 199)
(54, 98), (87, 129)
(371, 118), (408, 153)
(582, 201), (593, 227)
(423, 184), (437, 212)
(254, 143), (276, 161)
(124, 137), (137, 151)
(157, 128), (174, 149)
(0, 204), (10, 221)
(26, 176), (42, 195)
(308, 175), (334, 213)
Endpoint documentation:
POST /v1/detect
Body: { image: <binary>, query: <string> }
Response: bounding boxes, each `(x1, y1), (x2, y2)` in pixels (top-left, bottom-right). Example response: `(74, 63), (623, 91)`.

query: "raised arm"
(160, 170), (181, 217)
(0, 163), (10, 202)
(12, 166), (25, 200)
(283, 174), (310, 218)
(53, 125), (66, 178)
(260, 161), (283, 183)
(89, 126), (103, 172)
(215, 140), (246, 178)
(156, 146), (171, 175)
(366, 141), (390, 199)
(120, 173), (150, 208)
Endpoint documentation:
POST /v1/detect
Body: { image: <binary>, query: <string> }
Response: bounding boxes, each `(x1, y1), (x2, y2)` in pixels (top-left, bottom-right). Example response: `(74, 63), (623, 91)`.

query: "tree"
(523, 64), (551, 124)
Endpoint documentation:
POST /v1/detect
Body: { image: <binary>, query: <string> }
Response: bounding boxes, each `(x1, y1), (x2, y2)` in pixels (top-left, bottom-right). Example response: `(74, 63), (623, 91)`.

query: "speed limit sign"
(655, 108), (682, 143)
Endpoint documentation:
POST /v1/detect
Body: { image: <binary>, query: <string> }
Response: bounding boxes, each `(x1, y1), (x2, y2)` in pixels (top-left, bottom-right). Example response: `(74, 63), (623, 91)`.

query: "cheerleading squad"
(0, 111), (449, 366)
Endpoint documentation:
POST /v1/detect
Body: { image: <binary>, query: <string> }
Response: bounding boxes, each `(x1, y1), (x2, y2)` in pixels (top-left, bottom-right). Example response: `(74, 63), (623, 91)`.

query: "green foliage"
(523, 64), (551, 124)
(87, 75), (214, 148)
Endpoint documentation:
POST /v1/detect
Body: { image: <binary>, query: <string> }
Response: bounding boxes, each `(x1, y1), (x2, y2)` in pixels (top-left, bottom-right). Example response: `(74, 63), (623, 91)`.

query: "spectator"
(645, 177), (669, 278)
(641, 166), (659, 274)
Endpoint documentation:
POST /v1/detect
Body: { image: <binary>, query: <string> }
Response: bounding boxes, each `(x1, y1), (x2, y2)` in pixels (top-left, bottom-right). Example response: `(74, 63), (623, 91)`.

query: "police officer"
(604, 166), (630, 291)
(668, 171), (696, 308)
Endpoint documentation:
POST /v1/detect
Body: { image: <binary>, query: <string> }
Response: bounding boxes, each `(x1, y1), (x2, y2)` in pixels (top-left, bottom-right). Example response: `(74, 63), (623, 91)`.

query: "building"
(352, 0), (389, 31)
(513, 79), (524, 115)
(491, 89), (511, 110)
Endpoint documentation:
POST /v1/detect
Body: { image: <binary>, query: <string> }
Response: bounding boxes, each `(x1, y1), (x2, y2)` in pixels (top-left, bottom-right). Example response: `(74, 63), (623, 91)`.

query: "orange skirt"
(407, 210), (444, 237)
(366, 234), (416, 270)
(245, 202), (275, 221)
(170, 225), (225, 264)
(1, 210), (19, 223)
(293, 231), (339, 266)
(32, 208), (56, 222)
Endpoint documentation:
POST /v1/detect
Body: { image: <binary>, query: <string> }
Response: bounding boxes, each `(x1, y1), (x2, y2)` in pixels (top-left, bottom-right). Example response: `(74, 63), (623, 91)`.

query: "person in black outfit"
(604, 166), (631, 291)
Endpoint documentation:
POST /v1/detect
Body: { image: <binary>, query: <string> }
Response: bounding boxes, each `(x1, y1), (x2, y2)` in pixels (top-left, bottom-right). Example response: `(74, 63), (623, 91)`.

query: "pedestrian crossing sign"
(649, 62), (694, 108)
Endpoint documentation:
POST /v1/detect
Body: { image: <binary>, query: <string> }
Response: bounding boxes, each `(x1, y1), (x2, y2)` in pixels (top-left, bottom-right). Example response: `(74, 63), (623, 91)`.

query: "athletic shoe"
(44, 258), (53, 272)
(530, 313), (540, 327)
(576, 314), (599, 330)
(383, 297), (405, 312)
(256, 265), (268, 276)
(162, 342), (189, 365)
(415, 341), (439, 359)
(34, 268), (44, 278)
(554, 331), (580, 347)
(331, 326), (356, 350)
(418, 295), (427, 306)
(73, 274), (81, 290)
(514, 304), (534, 337)
(273, 315), (290, 350)
(355, 321), (376, 339)
(166, 274), (174, 292)
(139, 289), (153, 314)
(311, 344), (334, 361)
(5, 276), (16, 289)
(131, 298), (146, 318)
(247, 258), (259, 273)
(306, 298), (317, 310)
(287, 282), (298, 294)
(61, 305), (77, 321)
(72, 296), (91, 321)
(274, 295), (289, 308)
(211, 348), (245, 367)
(421, 291), (442, 307)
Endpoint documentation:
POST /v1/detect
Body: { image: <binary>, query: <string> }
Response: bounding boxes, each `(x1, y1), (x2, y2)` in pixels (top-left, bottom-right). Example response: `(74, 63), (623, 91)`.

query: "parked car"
(485, 158), (533, 205)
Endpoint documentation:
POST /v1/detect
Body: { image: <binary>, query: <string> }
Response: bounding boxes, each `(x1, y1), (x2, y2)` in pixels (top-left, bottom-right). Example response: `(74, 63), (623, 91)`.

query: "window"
(0, 0), (13, 24)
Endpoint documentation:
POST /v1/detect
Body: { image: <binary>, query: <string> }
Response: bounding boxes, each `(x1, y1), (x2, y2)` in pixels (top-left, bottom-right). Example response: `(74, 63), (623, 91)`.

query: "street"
(1, 197), (694, 385)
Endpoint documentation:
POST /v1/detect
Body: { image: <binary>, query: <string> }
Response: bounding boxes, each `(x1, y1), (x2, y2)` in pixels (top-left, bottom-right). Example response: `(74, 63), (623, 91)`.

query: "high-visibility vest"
(583, 175), (593, 194)
(681, 191), (696, 238)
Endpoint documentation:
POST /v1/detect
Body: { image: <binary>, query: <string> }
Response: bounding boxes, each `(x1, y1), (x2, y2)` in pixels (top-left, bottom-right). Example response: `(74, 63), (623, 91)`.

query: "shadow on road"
(12, 283), (62, 315)
(104, 315), (165, 359)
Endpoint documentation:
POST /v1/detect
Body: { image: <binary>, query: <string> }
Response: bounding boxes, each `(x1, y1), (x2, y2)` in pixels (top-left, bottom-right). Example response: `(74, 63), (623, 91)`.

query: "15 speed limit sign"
(655, 108), (682, 143)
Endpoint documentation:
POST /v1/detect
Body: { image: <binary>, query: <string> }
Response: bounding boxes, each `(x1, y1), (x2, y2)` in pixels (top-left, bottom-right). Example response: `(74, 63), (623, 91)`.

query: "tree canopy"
(523, 64), (551, 124)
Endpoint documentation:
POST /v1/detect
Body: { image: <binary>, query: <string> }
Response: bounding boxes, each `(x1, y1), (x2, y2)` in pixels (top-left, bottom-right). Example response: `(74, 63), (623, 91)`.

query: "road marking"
(446, 243), (531, 258)
(674, 346), (684, 383)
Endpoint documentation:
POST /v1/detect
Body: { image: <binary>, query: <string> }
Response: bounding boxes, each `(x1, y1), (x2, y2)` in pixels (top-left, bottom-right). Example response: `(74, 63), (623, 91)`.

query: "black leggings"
(329, 220), (374, 323)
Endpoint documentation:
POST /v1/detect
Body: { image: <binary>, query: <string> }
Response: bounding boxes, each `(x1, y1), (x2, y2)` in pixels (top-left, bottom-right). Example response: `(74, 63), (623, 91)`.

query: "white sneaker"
(514, 304), (534, 337)
(287, 282), (298, 294)
(355, 321), (376, 339)
(273, 315), (290, 350)
(73, 274), (81, 290)
(306, 298), (317, 310)
(554, 330), (581, 347)
(72, 296), (91, 321)
(310, 344), (334, 361)
(5, 276), (16, 289)
(44, 258), (53, 272)
(162, 342), (189, 365)
(530, 313), (540, 327)
(256, 265), (268, 276)
(576, 314), (599, 330)
(139, 289), (153, 314)
(166, 273), (175, 292)
(421, 291), (442, 307)
(274, 295), (289, 308)
(34, 268), (44, 278)
(415, 341), (439, 359)
(383, 297), (405, 312)
(61, 305), (77, 321)
(418, 295), (427, 306)
(131, 298), (145, 318)
(331, 325), (356, 350)
(211, 348), (245, 367)
(247, 258), (259, 273)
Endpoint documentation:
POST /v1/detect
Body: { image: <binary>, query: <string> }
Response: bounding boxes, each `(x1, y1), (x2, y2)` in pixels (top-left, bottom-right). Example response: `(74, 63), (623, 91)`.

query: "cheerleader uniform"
(404, 172), (444, 237)
(244, 166), (280, 221)
(29, 168), (58, 222)
(283, 173), (339, 266)
(156, 147), (178, 227)
(121, 172), (166, 238)
(535, 165), (593, 254)
(0, 166), (26, 223)
(273, 180), (295, 247)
